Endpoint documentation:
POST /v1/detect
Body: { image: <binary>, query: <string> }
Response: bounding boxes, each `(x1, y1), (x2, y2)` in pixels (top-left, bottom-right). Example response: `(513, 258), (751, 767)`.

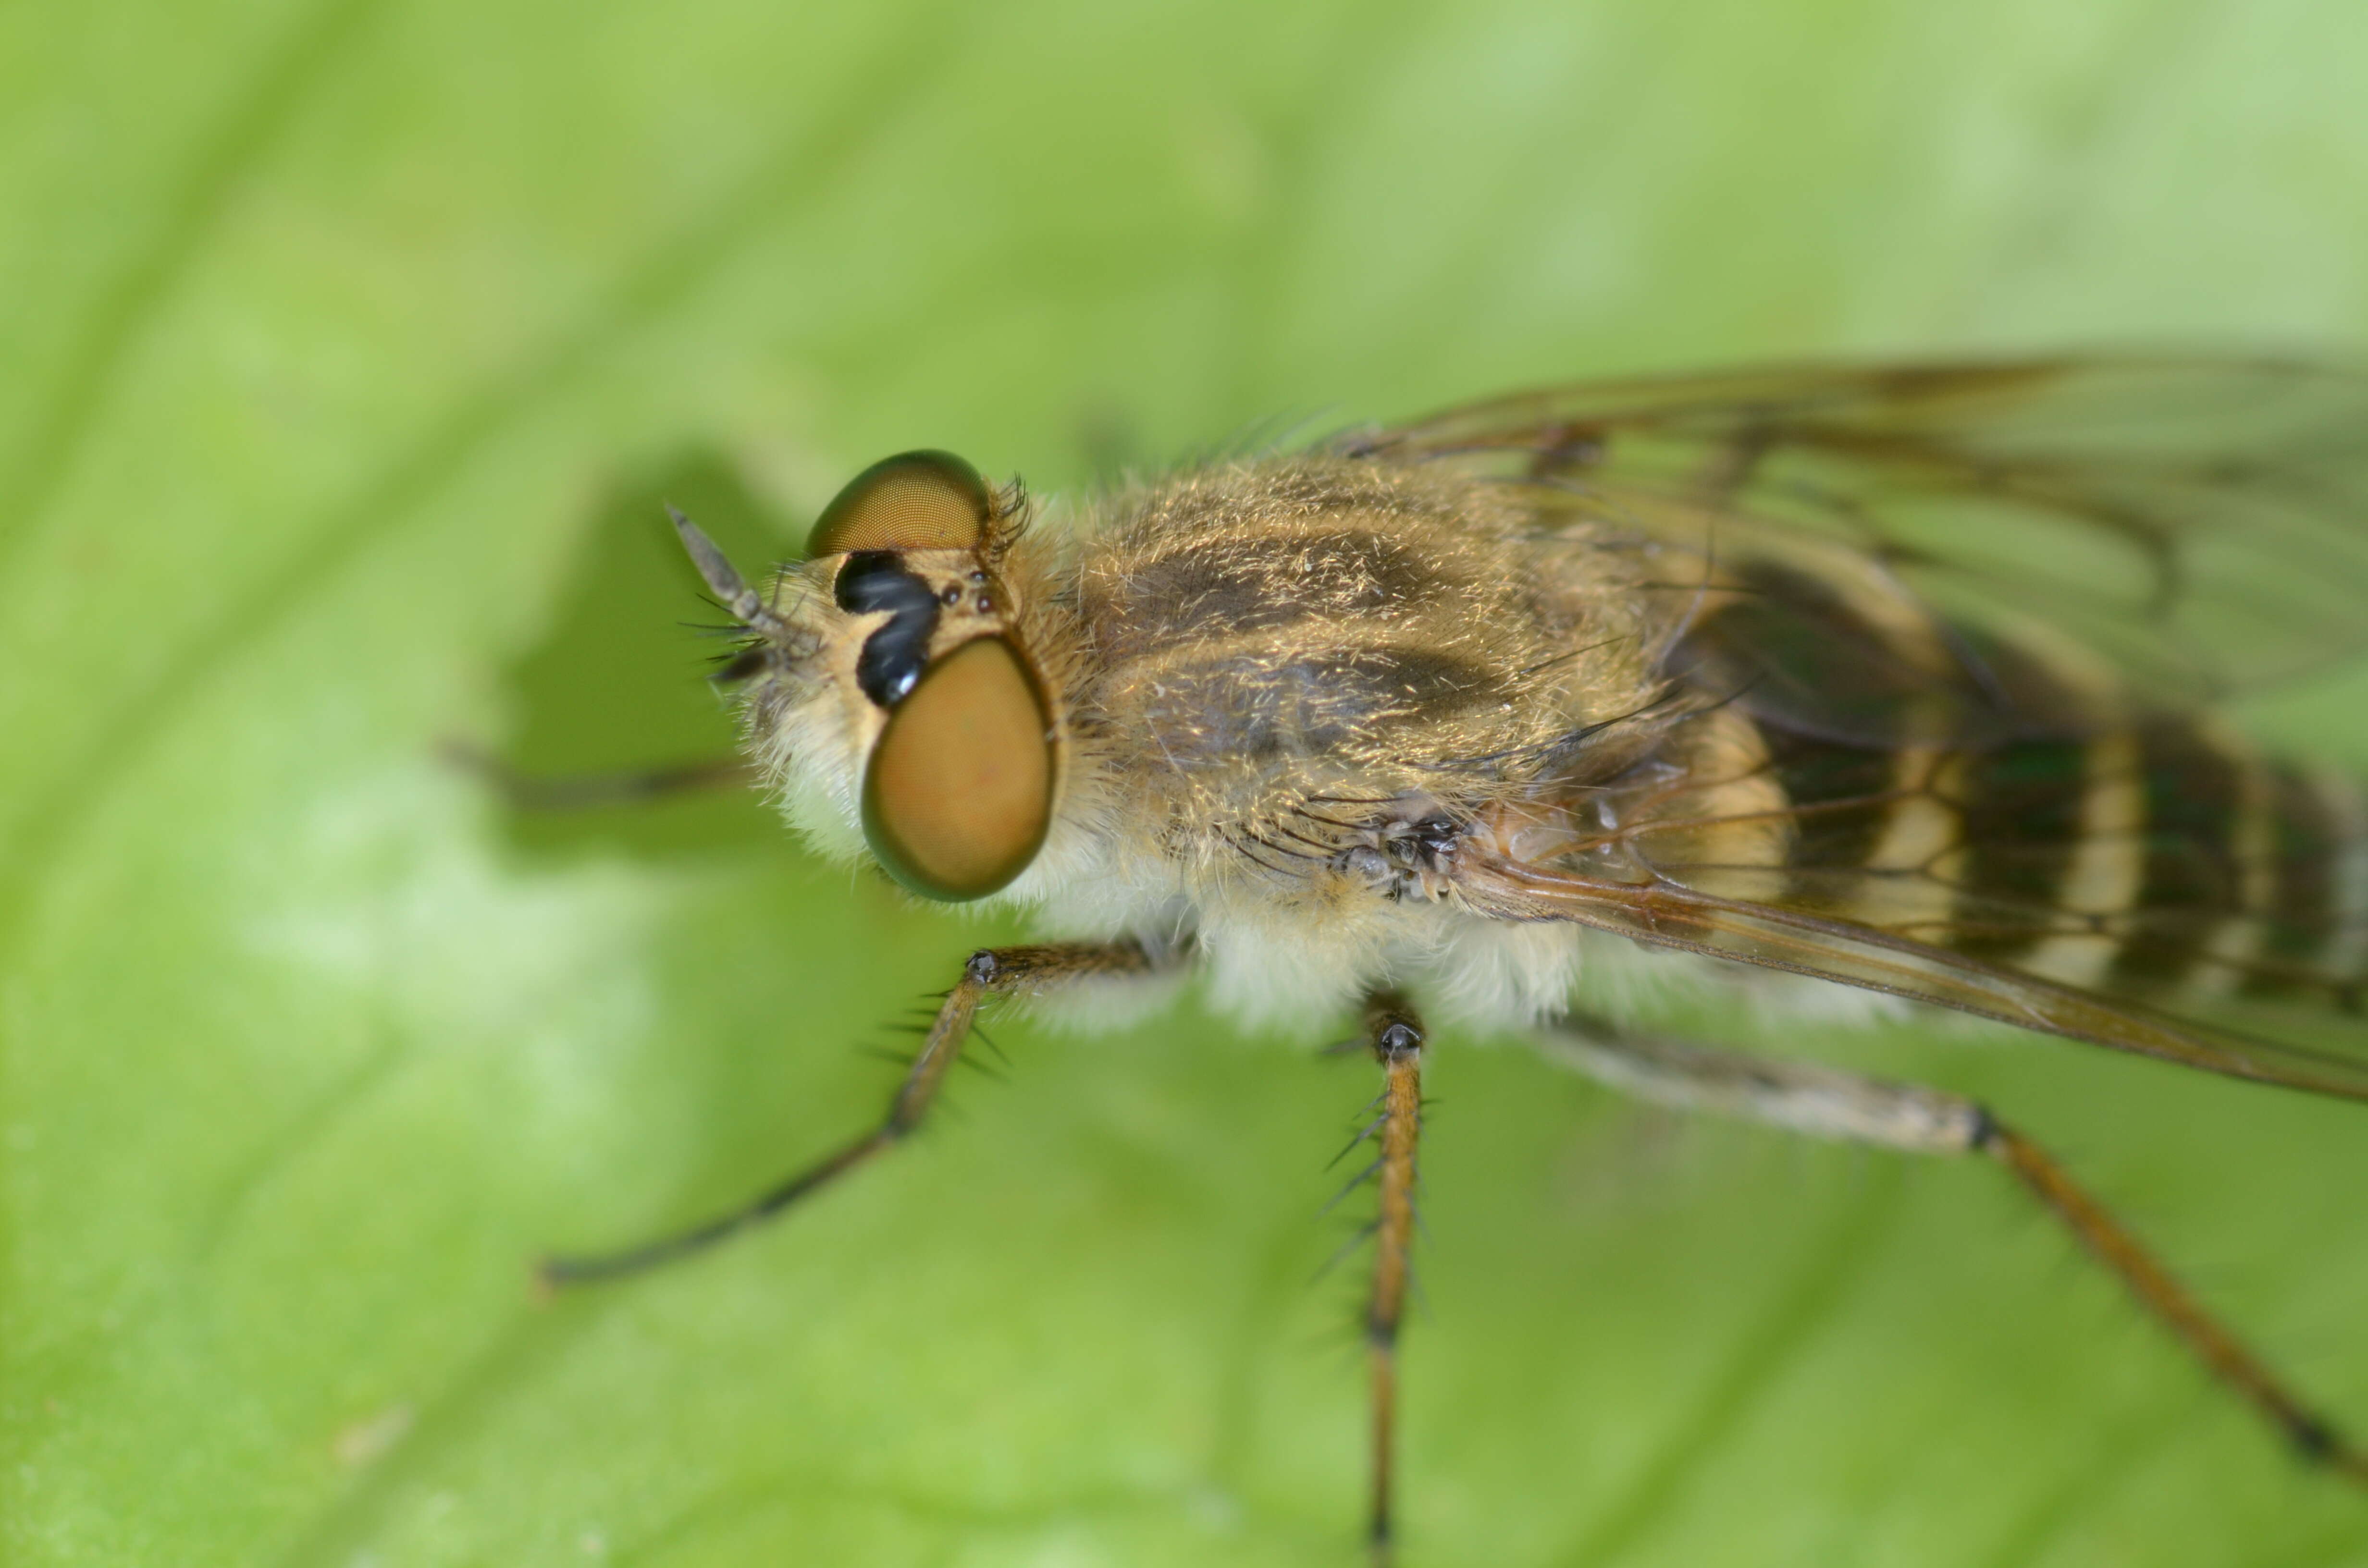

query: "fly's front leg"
(1537, 1018), (2368, 1485)
(543, 941), (1154, 1286)
(1360, 991), (1426, 1566)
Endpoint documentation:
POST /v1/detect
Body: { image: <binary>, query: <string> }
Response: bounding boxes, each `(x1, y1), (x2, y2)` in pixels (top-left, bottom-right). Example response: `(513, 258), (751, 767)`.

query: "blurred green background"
(7, 2), (2368, 1564)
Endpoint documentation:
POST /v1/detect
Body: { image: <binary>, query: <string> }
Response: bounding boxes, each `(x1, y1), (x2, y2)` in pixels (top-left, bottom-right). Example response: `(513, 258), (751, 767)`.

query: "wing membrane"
(1461, 694), (2368, 1099)
(1456, 846), (2368, 1102)
(1347, 357), (2368, 738)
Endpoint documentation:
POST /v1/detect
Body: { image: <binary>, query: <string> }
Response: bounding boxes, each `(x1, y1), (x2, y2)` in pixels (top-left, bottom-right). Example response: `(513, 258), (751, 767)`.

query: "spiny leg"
(442, 739), (756, 811)
(1361, 991), (1426, 1566)
(543, 941), (1152, 1286)
(1537, 1017), (2368, 1485)
(1980, 1120), (2367, 1480)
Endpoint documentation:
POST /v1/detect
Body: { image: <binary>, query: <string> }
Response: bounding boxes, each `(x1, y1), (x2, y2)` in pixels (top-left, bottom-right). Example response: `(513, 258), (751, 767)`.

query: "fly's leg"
(543, 941), (1153, 1286)
(1537, 1018), (2368, 1484)
(1359, 991), (1426, 1566)
(443, 739), (756, 810)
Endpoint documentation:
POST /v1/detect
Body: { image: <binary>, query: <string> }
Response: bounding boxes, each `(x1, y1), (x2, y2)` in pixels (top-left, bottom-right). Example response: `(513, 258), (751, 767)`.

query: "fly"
(501, 356), (2368, 1562)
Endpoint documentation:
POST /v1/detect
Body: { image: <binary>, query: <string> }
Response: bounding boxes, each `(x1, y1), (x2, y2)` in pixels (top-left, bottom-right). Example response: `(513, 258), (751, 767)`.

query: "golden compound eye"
(861, 637), (1054, 900)
(807, 450), (991, 556)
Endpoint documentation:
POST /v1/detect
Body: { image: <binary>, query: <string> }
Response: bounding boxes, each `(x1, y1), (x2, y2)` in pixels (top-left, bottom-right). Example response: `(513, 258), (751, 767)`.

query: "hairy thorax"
(1021, 456), (1678, 1027)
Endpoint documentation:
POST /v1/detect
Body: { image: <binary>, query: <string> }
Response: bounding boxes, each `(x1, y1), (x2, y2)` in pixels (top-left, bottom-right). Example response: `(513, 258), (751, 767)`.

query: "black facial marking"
(835, 550), (942, 707)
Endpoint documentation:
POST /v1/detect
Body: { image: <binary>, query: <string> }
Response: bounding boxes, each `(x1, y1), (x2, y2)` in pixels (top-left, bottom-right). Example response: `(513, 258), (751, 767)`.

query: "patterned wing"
(1453, 839), (2368, 1102)
(1345, 357), (2368, 744)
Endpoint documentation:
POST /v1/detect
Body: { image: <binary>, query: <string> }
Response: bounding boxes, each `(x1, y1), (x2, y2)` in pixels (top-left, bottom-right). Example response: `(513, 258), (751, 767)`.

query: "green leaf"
(8, 1), (2368, 1563)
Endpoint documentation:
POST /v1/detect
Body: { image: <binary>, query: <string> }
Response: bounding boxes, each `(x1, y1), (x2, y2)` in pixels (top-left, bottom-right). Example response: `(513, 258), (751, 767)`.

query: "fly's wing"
(1344, 357), (2368, 745)
(1454, 845), (2368, 1102)
(1346, 356), (2368, 1098)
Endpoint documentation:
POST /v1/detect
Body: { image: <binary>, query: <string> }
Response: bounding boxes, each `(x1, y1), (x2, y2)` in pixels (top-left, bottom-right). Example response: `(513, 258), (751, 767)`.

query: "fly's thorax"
(1059, 454), (1665, 883)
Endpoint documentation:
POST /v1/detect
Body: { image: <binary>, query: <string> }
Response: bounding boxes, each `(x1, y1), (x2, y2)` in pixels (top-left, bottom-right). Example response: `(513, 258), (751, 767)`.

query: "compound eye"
(861, 637), (1053, 900)
(807, 450), (991, 556)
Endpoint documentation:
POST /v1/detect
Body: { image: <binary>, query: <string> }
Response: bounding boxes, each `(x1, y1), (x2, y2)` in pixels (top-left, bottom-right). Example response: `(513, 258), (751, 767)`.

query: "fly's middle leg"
(1357, 990), (1426, 1567)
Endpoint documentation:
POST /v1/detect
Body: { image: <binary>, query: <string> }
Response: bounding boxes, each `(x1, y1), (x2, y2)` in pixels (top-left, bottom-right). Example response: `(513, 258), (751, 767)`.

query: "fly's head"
(675, 450), (1067, 902)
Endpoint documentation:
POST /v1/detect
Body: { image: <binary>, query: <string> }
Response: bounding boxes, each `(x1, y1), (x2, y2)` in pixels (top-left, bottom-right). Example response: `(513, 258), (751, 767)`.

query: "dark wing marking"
(1344, 357), (2368, 742)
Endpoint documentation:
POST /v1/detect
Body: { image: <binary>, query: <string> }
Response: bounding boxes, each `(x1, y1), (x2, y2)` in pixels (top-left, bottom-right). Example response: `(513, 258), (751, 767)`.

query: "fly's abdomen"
(1633, 712), (2368, 1012)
